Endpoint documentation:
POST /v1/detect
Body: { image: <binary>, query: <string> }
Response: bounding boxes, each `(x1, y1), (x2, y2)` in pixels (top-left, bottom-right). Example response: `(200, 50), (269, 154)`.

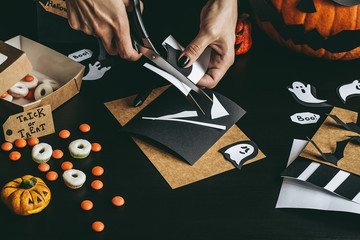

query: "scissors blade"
(137, 45), (213, 103)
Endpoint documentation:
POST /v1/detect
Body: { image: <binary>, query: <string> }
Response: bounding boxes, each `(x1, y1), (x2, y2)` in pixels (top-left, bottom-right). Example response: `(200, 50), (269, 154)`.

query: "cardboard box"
(0, 35), (85, 119)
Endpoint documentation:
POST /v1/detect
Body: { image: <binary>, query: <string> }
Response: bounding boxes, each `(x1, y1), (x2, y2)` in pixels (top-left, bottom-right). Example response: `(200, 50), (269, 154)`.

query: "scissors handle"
(131, 0), (149, 40)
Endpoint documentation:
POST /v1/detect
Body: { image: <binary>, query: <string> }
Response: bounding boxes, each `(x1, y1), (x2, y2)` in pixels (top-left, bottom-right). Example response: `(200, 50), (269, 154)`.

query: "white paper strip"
(142, 117), (226, 130)
(157, 111), (198, 119)
(297, 162), (321, 181)
(211, 94), (229, 119)
(0, 52), (8, 65)
(324, 171), (350, 192)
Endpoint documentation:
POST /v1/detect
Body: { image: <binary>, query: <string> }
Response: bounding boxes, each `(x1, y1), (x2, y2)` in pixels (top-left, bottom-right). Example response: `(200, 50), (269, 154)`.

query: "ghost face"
(288, 81), (327, 104)
(220, 140), (259, 170)
(337, 80), (360, 103)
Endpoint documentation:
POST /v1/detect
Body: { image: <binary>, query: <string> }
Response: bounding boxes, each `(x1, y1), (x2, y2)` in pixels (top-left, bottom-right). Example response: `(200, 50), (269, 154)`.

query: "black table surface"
(1, 1), (360, 239)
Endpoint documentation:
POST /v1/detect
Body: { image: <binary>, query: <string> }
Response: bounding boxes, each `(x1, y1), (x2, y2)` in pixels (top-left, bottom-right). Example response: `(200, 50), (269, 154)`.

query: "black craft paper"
(122, 86), (246, 165)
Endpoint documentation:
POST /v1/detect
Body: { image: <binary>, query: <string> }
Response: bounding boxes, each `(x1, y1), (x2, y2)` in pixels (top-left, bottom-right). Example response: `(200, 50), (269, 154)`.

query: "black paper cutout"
(331, 0), (360, 6)
(296, 0), (317, 13)
(287, 81), (331, 107)
(326, 114), (360, 134)
(281, 156), (360, 204)
(219, 141), (259, 170)
(250, 0), (360, 53)
(336, 80), (360, 104)
(164, 43), (192, 77)
(122, 86), (246, 165)
(307, 137), (351, 165)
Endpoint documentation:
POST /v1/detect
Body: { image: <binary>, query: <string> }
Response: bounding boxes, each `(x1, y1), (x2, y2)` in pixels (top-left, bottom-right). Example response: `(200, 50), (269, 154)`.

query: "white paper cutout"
(143, 63), (189, 95)
(0, 52), (8, 65)
(157, 111), (198, 119)
(276, 139), (360, 214)
(211, 94), (229, 119)
(288, 81), (327, 104)
(68, 49), (93, 62)
(142, 117), (226, 130)
(224, 143), (255, 165)
(337, 80), (360, 104)
(144, 35), (211, 96)
(290, 112), (320, 125)
(82, 61), (111, 81)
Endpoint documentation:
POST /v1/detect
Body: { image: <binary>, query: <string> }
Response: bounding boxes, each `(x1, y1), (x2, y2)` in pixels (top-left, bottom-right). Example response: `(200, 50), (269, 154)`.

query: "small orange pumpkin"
(1, 175), (51, 216)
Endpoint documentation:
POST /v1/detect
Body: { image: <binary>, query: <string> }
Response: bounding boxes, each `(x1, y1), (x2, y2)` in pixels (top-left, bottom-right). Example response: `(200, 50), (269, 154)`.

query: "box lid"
(0, 40), (32, 96)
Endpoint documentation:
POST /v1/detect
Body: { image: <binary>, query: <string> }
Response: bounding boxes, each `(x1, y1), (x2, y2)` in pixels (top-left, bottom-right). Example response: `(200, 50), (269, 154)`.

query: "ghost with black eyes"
(219, 141), (259, 170)
(288, 81), (327, 105)
(337, 79), (360, 103)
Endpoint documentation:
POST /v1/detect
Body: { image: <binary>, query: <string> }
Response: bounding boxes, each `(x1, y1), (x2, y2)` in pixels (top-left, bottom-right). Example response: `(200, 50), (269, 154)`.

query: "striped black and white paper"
(281, 157), (360, 204)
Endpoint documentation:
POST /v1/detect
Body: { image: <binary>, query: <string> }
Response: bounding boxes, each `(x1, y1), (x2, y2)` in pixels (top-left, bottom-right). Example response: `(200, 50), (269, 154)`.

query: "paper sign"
(68, 49), (93, 62)
(290, 112), (320, 124)
(3, 105), (55, 142)
(38, 0), (67, 19)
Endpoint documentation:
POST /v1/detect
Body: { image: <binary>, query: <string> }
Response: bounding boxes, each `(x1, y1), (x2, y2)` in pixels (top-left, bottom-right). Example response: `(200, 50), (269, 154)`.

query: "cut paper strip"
(156, 111), (198, 119)
(0, 52), (8, 65)
(211, 94), (229, 120)
(83, 61), (111, 81)
(337, 80), (360, 104)
(281, 156), (360, 205)
(142, 117), (226, 130)
(307, 137), (352, 166)
(143, 63), (189, 95)
(219, 141), (259, 170)
(68, 49), (93, 62)
(290, 112), (320, 125)
(287, 81), (331, 107)
(276, 139), (360, 214)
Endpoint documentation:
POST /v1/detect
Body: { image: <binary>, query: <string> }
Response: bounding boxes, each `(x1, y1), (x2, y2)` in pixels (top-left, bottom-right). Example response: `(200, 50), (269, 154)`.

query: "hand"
(65, 0), (143, 61)
(178, 0), (238, 88)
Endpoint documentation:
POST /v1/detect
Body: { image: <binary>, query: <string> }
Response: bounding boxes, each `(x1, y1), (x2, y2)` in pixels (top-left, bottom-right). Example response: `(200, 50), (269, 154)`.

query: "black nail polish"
(177, 55), (190, 68)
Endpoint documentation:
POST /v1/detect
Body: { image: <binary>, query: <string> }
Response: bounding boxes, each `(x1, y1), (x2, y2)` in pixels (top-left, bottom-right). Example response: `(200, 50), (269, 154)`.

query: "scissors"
(129, 0), (213, 115)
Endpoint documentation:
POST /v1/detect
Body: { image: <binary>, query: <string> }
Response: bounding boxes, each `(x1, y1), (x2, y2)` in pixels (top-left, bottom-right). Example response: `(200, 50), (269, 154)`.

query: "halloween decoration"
(337, 80), (360, 103)
(1, 175), (51, 215)
(250, 0), (360, 60)
(287, 81), (330, 107)
(219, 141), (259, 170)
(235, 13), (252, 55)
(326, 113), (360, 134)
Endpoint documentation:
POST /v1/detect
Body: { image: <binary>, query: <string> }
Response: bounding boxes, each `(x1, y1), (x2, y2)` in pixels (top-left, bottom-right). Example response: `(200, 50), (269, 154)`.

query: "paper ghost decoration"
(287, 81), (331, 107)
(82, 61), (111, 81)
(219, 141), (259, 170)
(337, 80), (360, 104)
(307, 137), (352, 166)
(326, 113), (360, 134)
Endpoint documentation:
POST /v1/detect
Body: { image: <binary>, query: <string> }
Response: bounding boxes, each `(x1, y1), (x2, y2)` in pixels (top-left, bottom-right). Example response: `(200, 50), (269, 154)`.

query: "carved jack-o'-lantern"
(250, 0), (360, 60)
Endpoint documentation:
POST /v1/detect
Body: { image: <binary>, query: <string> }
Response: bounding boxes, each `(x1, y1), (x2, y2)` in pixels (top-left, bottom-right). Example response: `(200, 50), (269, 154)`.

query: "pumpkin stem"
(19, 178), (37, 189)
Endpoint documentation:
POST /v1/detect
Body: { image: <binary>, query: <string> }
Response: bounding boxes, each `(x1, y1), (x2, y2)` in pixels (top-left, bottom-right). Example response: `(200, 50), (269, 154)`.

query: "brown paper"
(3, 105), (55, 142)
(300, 107), (360, 176)
(105, 86), (265, 189)
(38, 0), (67, 19)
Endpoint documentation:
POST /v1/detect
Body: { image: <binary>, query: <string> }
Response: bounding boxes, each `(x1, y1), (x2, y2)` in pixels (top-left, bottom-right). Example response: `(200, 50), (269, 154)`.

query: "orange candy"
(91, 143), (102, 152)
(0, 92), (8, 98)
(92, 166), (104, 176)
(112, 196), (125, 207)
(38, 163), (50, 172)
(25, 90), (34, 100)
(46, 171), (58, 181)
(27, 137), (39, 147)
(92, 221), (104, 232)
(79, 124), (91, 133)
(9, 151), (21, 161)
(91, 180), (103, 190)
(59, 130), (70, 139)
(15, 139), (27, 148)
(1, 142), (13, 151)
(61, 161), (73, 171)
(24, 75), (34, 82)
(52, 149), (64, 159)
(81, 200), (93, 211)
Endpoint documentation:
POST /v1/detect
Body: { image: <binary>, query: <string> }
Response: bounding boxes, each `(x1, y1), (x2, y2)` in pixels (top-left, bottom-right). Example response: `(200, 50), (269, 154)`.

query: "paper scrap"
(211, 94), (229, 120)
(156, 111), (198, 119)
(276, 139), (360, 214)
(0, 52), (7, 65)
(290, 112), (320, 125)
(142, 117), (226, 130)
(337, 79), (360, 104)
(287, 81), (331, 107)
